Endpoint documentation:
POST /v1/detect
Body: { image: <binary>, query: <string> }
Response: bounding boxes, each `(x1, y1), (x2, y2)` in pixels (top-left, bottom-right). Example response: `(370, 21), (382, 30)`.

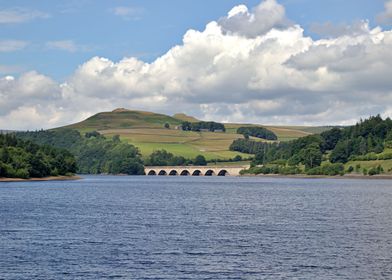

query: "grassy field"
(225, 123), (328, 141)
(62, 108), (330, 160)
(345, 160), (392, 174)
(102, 128), (251, 160)
(344, 148), (392, 174)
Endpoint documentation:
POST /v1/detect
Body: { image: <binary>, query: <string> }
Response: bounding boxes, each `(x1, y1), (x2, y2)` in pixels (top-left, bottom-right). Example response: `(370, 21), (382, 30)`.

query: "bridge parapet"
(145, 165), (248, 177)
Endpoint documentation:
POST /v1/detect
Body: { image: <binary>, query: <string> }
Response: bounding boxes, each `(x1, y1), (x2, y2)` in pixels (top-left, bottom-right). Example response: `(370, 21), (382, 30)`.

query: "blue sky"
(1, 0), (392, 129)
(0, 0), (388, 80)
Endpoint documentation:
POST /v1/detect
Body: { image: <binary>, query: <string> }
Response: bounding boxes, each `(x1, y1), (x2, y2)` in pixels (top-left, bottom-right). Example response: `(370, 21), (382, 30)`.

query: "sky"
(1, 0), (392, 129)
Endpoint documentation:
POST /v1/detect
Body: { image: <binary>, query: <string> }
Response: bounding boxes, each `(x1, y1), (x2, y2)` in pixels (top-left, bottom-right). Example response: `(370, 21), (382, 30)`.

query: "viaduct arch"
(144, 166), (247, 177)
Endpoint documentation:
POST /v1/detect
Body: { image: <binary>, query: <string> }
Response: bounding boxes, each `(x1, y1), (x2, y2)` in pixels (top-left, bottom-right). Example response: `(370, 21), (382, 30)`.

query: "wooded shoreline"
(0, 176), (81, 182)
(2, 174), (392, 182)
(242, 174), (392, 180)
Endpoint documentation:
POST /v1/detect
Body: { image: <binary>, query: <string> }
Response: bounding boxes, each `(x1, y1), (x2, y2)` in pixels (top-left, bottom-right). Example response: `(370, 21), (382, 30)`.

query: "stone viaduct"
(145, 165), (248, 177)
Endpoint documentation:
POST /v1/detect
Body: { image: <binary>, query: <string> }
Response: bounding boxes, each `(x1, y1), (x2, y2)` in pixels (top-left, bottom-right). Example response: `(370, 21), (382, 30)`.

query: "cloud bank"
(1, 0), (392, 129)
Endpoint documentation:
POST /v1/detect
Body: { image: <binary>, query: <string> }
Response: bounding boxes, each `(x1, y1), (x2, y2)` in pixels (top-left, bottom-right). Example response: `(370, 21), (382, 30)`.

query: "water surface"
(1, 176), (392, 279)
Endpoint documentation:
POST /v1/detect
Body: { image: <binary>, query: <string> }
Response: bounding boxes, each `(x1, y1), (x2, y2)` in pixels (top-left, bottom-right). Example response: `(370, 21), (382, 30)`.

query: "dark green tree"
(300, 143), (322, 169)
(194, 155), (207, 166)
(320, 128), (342, 152)
(237, 126), (277, 140)
(330, 140), (351, 163)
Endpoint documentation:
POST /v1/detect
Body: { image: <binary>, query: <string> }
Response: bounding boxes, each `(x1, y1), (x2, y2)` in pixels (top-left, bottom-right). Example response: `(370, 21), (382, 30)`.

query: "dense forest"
(237, 126), (277, 140)
(181, 121), (226, 132)
(16, 129), (145, 175)
(0, 133), (76, 178)
(237, 115), (392, 176)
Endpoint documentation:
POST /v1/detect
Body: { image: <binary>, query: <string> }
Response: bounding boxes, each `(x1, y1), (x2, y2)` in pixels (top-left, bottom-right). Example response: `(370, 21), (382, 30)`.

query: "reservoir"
(1, 176), (391, 279)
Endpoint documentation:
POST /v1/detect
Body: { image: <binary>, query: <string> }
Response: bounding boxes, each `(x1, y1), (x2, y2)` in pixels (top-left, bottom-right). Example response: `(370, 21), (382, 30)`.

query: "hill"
(66, 109), (183, 131)
(59, 108), (330, 160)
(172, 113), (200, 122)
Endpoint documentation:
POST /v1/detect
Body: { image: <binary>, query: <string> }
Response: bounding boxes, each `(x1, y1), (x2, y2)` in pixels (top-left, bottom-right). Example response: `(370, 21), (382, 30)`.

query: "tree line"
(181, 121), (226, 132)
(236, 115), (392, 176)
(0, 133), (77, 178)
(145, 150), (207, 166)
(16, 129), (145, 175)
(230, 138), (268, 154)
(237, 126), (277, 140)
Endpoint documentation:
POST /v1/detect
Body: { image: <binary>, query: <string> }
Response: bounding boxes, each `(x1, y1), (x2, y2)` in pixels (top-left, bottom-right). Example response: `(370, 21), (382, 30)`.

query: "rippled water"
(1, 176), (392, 279)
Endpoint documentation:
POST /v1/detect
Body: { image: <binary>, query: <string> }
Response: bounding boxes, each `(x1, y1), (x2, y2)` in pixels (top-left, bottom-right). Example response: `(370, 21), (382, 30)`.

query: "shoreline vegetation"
(0, 133), (77, 179)
(2, 174), (391, 182)
(237, 115), (392, 178)
(0, 175), (81, 182)
(2, 111), (392, 180)
(241, 173), (392, 180)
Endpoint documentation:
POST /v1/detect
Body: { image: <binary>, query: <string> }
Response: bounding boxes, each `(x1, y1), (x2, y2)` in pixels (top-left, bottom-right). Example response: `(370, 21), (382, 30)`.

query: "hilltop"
(59, 108), (330, 160)
(65, 109), (183, 130)
(172, 113), (200, 123)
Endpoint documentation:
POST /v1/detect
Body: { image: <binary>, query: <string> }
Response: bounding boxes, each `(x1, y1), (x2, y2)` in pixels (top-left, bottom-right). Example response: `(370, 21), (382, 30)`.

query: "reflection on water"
(1, 176), (392, 279)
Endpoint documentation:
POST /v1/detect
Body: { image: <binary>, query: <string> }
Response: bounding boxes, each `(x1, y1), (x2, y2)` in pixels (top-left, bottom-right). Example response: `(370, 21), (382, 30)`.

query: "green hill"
(66, 108), (183, 131)
(59, 108), (330, 160)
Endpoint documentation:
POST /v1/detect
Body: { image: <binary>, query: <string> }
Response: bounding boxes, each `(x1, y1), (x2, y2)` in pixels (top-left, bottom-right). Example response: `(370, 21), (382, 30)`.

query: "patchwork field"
(62, 108), (330, 160)
(101, 128), (252, 160)
(225, 124), (331, 141)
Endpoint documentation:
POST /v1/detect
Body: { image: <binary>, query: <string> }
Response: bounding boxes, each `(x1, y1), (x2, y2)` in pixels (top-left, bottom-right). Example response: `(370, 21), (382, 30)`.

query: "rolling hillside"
(60, 108), (330, 160)
(66, 108), (183, 131)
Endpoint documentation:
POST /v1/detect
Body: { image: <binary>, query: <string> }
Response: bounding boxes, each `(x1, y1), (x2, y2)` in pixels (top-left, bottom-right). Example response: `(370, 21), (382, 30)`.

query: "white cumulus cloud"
(218, 0), (290, 38)
(1, 0), (392, 130)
